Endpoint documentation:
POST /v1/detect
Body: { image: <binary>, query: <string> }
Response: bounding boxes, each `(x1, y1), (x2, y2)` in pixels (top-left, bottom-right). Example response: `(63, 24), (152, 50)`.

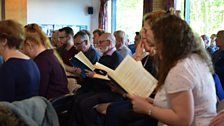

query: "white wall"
(27, 0), (100, 33)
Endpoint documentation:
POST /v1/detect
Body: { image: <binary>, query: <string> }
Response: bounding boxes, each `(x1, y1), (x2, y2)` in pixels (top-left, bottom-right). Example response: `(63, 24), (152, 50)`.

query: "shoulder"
(112, 51), (123, 60)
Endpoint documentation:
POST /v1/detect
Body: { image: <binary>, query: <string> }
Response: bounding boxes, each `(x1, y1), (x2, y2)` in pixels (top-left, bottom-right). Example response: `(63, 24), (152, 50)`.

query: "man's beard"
(97, 46), (110, 54)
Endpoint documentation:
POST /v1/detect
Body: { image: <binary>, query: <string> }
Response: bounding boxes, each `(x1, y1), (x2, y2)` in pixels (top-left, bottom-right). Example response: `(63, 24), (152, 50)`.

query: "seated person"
(23, 23), (69, 99)
(68, 33), (124, 126)
(72, 30), (102, 77)
(0, 20), (40, 102)
(128, 32), (141, 54)
(114, 30), (132, 58)
(212, 30), (224, 88)
(128, 14), (217, 126)
(57, 27), (79, 76)
(104, 11), (164, 126)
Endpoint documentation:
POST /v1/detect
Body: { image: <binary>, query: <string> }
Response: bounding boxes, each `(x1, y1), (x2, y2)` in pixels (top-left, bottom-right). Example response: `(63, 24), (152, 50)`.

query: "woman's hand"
(134, 40), (144, 61)
(72, 67), (81, 75)
(85, 69), (95, 78)
(209, 112), (224, 126)
(127, 94), (154, 114)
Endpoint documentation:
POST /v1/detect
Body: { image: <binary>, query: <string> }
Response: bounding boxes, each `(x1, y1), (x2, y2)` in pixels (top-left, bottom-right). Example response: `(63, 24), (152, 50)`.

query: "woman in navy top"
(23, 23), (68, 99)
(0, 20), (40, 102)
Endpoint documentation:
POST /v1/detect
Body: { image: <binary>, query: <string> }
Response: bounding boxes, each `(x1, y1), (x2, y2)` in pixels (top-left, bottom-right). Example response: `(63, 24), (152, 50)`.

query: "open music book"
(70, 52), (110, 80)
(70, 51), (158, 97)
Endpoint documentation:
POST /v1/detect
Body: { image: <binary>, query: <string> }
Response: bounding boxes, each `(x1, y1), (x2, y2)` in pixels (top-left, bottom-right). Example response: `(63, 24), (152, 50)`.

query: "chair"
(50, 93), (74, 126)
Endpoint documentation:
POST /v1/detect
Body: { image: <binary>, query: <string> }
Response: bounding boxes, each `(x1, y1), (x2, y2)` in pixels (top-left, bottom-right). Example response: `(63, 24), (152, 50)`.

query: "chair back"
(50, 93), (74, 126)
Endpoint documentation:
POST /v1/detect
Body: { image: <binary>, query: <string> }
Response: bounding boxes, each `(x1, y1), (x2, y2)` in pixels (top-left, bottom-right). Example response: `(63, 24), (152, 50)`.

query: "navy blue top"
(84, 45), (102, 64)
(34, 49), (69, 99)
(0, 58), (40, 102)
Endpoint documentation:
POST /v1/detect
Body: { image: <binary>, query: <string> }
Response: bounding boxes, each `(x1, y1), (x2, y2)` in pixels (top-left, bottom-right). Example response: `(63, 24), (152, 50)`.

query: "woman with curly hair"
(128, 15), (217, 126)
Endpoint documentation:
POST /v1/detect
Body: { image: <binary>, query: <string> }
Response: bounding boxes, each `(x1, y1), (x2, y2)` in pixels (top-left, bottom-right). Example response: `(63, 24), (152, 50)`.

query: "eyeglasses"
(98, 40), (109, 44)
(74, 40), (86, 46)
(58, 36), (67, 40)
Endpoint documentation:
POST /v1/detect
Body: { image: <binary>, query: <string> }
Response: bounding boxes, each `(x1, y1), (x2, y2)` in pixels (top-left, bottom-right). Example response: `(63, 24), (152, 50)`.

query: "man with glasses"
(70, 30), (102, 94)
(68, 33), (124, 126)
(74, 30), (101, 65)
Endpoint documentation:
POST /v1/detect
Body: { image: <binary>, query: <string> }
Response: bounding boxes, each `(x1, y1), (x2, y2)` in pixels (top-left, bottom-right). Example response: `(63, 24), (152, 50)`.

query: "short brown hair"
(93, 29), (105, 36)
(0, 20), (25, 49)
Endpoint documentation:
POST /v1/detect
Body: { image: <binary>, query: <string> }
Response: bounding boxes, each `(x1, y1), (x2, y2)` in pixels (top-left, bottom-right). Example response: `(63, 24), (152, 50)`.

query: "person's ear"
(84, 40), (88, 45)
(1, 38), (7, 47)
(25, 40), (33, 50)
(67, 35), (72, 40)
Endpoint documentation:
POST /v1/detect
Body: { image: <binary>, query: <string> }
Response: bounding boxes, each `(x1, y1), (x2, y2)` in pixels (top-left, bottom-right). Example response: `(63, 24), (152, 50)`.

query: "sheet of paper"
(109, 56), (158, 97)
(74, 51), (95, 71)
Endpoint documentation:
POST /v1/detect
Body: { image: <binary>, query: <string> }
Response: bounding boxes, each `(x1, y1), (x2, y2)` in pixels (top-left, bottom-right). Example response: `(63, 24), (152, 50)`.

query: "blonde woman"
(23, 23), (69, 99)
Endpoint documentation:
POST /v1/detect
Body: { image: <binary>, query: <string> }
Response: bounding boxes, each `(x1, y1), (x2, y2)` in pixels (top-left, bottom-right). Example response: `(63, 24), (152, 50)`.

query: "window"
(188, 0), (224, 35)
(110, 0), (143, 44)
(175, 0), (185, 19)
(176, 0), (224, 36)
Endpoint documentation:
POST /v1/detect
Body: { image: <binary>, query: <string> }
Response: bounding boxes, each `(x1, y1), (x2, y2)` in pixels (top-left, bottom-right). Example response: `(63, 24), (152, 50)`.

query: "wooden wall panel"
(4, 0), (27, 25)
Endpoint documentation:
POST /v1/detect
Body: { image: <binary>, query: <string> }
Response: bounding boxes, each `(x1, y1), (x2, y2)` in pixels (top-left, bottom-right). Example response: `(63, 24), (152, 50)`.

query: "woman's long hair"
(151, 15), (214, 88)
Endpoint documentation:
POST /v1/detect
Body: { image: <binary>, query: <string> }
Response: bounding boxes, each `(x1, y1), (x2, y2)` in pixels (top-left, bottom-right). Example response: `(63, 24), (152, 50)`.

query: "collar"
(104, 47), (116, 56)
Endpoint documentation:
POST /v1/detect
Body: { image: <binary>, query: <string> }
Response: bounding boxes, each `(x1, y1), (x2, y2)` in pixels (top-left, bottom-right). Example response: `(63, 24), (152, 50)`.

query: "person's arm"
(128, 90), (194, 126)
(209, 112), (224, 126)
(64, 63), (81, 75)
(85, 69), (95, 78)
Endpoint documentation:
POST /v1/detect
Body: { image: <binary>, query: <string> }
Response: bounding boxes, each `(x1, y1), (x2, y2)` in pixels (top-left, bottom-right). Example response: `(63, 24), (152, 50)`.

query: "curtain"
(98, 0), (108, 30)
(143, 0), (153, 16)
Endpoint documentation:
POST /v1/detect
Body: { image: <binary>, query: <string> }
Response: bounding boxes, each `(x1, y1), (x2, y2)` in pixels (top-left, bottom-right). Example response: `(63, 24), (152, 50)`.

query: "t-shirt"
(154, 54), (217, 126)
(0, 58), (40, 102)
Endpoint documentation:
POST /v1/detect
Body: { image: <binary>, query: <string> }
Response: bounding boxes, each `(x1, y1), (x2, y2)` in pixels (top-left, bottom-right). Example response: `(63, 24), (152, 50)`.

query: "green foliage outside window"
(190, 0), (224, 36)
(116, 0), (143, 44)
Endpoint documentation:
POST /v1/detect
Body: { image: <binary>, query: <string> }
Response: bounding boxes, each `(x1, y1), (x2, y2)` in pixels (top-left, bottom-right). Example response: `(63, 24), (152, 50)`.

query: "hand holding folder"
(70, 52), (158, 97)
